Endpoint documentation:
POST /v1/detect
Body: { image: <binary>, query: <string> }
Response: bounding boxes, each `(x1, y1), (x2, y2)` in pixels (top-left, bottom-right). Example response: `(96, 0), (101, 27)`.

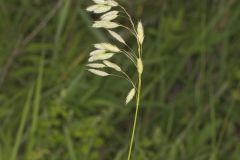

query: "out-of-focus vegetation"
(0, 0), (240, 160)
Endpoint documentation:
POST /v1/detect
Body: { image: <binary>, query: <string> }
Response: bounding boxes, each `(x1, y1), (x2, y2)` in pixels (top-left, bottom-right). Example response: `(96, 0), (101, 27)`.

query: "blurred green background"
(0, 0), (240, 160)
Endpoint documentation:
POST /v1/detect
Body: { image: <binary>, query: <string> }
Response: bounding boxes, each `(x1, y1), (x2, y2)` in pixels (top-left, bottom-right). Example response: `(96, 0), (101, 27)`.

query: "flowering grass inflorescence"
(86, 0), (144, 159)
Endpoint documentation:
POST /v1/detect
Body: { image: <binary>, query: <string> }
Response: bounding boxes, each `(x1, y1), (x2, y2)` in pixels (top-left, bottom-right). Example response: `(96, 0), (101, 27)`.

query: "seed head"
(101, 11), (119, 21)
(126, 88), (136, 104)
(94, 43), (120, 52)
(93, 21), (120, 29)
(92, 0), (106, 4)
(87, 63), (106, 68)
(105, 0), (119, 7)
(87, 5), (111, 14)
(108, 30), (126, 44)
(88, 69), (110, 76)
(88, 53), (115, 62)
(137, 21), (144, 44)
(89, 50), (106, 56)
(103, 60), (122, 71)
(86, 0), (144, 105)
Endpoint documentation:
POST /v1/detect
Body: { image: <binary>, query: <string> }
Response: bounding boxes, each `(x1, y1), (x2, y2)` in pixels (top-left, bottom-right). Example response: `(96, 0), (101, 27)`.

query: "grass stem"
(127, 74), (142, 160)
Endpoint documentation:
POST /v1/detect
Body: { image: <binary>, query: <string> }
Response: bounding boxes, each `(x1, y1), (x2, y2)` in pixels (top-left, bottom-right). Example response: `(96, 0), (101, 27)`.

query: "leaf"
(108, 30), (126, 44)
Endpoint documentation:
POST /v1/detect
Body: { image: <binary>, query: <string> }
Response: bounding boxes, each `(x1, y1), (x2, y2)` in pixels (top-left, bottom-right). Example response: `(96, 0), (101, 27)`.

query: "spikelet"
(89, 50), (106, 56)
(92, 0), (118, 6)
(101, 11), (119, 21)
(105, 0), (118, 7)
(93, 21), (119, 29)
(94, 43), (120, 52)
(108, 30), (126, 44)
(101, 13), (118, 21)
(86, 4), (101, 12)
(87, 63), (106, 68)
(137, 21), (144, 44)
(137, 58), (143, 75)
(126, 88), (136, 104)
(103, 60), (121, 71)
(88, 69), (110, 76)
(92, 0), (106, 4)
(93, 5), (111, 14)
(101, 11), (119, 17)
(86, 4), (111, 14)
(88, 53), (115, 62)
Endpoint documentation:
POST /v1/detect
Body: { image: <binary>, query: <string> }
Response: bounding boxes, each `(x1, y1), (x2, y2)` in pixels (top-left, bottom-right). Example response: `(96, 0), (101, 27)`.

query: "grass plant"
(86, 0), (144, 159)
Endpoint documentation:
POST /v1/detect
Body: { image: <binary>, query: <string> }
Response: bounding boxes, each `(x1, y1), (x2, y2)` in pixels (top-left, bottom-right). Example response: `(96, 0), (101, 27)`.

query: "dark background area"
(0, 0), (240, 160)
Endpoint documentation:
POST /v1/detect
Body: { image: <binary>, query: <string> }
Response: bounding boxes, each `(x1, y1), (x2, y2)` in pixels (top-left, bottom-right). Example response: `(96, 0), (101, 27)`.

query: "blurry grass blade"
(54, 0), (71, 60)
(56, 0), (71, 41)
(10, 87), (34, 160)
(64, 126), (77, 160)
(26, 56), (44, 157)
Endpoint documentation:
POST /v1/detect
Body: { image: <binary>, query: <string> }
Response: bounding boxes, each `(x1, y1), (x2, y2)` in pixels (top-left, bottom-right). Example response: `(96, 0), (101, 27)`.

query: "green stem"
(127, 74), (142, 160)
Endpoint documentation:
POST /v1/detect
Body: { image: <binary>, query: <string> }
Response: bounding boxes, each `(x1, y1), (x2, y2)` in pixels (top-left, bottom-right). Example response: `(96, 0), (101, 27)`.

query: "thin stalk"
(127, 74), (141, 160)
(121, 71), (136, 90)
(120, 25), (137, 38)
(119, 5), (137, 35)
(122, 49), (137, 59)
(120, 50), (137, 66)
(111, 74), (136, 89)
(124, 43), (137, 58)
(118, 12), (138, 38)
